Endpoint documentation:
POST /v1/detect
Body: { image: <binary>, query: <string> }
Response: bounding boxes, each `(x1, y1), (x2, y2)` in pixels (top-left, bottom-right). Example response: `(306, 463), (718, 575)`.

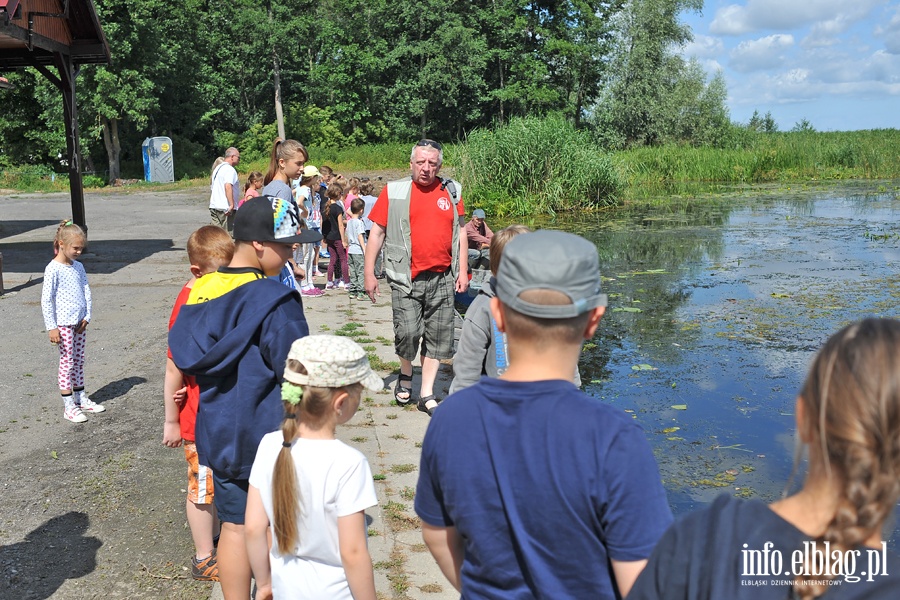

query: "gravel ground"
(0, 184), (456, 599)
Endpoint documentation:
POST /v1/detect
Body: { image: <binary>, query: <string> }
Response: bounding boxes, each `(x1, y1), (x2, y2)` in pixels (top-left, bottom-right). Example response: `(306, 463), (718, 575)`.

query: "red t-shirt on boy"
(166, 283), (200, 441)
(368, 179), (465, 279)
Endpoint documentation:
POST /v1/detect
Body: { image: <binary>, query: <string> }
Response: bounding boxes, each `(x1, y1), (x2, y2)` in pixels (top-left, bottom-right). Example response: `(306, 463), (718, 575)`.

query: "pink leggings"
(57, 326), (86, 391)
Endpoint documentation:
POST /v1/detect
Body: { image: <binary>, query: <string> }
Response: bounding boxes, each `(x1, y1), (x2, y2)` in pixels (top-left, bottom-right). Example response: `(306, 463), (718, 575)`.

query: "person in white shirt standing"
(209, 147), (241, 233)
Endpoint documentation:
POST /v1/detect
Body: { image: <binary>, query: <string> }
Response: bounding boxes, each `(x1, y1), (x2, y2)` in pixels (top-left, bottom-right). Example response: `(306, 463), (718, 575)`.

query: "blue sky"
(679, 0), (900, 131)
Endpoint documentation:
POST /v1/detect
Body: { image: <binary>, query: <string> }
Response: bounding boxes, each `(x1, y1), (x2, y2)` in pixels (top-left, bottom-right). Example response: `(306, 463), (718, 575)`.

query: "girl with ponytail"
(245, 335), (382, 600)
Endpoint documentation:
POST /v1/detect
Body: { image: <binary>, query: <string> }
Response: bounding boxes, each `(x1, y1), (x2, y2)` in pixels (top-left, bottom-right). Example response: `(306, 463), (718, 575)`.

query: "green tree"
(0, 70), (65, 168)
(593, 0), (715, 148)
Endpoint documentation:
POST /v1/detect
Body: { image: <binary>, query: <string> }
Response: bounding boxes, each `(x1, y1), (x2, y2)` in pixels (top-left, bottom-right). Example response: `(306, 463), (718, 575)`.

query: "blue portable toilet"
(141, 137), (175, 183)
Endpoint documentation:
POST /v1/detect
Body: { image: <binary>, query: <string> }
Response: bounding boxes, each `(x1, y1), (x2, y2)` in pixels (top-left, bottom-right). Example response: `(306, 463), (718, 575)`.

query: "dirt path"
(0, 186), (456, 599)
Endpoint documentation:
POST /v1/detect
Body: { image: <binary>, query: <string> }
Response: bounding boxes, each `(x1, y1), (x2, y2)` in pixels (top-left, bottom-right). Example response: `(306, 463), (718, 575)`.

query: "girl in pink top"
(240, 171), (264, 208)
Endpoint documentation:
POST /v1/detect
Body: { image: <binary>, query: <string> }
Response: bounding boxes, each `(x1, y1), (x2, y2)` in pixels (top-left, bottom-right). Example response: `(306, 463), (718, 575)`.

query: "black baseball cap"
(233, 196), (322, 245)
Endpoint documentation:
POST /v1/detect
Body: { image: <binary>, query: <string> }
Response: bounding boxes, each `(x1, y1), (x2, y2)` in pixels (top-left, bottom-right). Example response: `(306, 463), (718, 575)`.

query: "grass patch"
(390, 463), (416, 474)
(350, 436), (368, 443)
(368, 353), (399, 372)
(390, 433), (407, 440)
(385, 413), (398, 420)
(399, 486), (416, 501)
(383, 501), (419, 531)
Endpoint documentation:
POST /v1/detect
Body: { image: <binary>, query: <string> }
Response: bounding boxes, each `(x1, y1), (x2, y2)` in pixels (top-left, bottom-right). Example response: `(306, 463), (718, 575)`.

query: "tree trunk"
(101, 116), (121, 183)
(269, 2), (285, 140)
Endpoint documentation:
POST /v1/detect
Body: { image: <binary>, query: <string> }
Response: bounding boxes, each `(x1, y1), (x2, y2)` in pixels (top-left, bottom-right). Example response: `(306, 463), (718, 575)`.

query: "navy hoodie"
(169, 274), (308, 480)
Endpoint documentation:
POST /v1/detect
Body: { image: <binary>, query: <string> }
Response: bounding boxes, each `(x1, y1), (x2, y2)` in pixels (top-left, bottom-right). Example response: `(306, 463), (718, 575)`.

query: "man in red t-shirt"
(365, 140), (468, 416)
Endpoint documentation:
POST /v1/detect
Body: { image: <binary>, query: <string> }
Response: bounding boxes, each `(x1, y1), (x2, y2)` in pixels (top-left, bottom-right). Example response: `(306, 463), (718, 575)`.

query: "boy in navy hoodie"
(169, 195), (322, 599)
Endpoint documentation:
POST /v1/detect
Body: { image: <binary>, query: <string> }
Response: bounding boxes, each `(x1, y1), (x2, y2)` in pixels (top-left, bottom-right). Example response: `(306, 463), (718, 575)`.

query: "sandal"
(395, 373), (413, 406)
(417, 394), (440, 417)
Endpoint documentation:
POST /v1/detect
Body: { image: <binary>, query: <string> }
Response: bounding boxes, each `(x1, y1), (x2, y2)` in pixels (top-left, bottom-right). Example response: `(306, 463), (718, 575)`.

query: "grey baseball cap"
(473, 208), (486, 219)
(495, 230), (607, 319)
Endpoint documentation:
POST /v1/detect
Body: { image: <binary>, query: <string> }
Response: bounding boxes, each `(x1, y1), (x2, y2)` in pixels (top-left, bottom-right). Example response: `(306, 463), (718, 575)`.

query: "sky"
(679, 0), (900, 131)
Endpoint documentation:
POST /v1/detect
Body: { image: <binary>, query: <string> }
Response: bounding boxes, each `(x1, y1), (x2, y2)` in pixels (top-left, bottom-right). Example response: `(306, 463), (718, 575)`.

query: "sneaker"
(77, 392), (106, 413)
(64, 403), (87, 423)
(301, 287), (324, 297)
(325, 281), (336, 290)
(191, 550), (219, 582)
(337, 281), (347, 290)
(319, 250), (330, 258)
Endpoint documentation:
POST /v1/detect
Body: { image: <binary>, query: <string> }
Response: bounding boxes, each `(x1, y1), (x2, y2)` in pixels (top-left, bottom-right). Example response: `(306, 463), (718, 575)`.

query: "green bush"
(455, 115), (623, 216)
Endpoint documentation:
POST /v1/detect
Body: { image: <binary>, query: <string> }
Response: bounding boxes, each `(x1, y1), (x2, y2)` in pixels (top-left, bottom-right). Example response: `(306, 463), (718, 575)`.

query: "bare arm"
(245, 485), (273, 600)
(612, 558), (648, 598)
(422, 522), (464, 592)
(364, 223), (386, 300)
(338, 511), (376, 600)
(162, 357), (186, 447)
(456, 225), (469, 293)
(224, 183), (235, 213)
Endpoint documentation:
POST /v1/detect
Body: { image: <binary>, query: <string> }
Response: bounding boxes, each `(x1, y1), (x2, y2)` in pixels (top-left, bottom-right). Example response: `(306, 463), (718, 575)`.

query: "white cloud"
(729, 34), (795, 73)
(875, 6), (900, 54)
(682, 34), (725, 59)
(710, 0), (883, 36)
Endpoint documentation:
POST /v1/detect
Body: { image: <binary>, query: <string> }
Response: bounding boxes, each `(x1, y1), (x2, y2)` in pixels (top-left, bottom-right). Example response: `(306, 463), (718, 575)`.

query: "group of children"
(39, 160), (900, 599)
(230, 141), (376, 300)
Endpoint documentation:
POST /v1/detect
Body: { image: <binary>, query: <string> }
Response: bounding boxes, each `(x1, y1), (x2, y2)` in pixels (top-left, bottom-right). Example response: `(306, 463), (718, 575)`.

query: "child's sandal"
(395, 373), (413, 406)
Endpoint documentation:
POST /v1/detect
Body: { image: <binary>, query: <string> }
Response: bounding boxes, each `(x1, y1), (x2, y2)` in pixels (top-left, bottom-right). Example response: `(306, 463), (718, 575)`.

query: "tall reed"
(618, 129), (900, 196)
(454, 115), (623, 216)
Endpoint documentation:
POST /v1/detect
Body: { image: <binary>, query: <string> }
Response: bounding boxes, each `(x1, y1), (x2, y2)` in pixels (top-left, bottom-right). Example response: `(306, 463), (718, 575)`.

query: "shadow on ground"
(92, 376), (147, 402)
(0, 512), (102, 599)
(0, 239), (177, 275)
(0, 219), (61, 241)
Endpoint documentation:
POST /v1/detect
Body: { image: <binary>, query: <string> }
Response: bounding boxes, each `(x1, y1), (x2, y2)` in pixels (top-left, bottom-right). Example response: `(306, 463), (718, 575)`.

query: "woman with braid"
(630, 318), (900, 599)
(245, 335), (382, 600)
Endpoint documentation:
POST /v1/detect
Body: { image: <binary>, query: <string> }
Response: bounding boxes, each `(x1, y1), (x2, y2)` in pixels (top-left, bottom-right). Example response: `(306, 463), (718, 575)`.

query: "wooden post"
(55, 52), (86, 232)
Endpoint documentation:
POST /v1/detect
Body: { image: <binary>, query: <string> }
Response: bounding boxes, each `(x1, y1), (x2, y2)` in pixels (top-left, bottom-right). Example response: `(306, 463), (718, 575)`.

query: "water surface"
(560, 182), (900, 533)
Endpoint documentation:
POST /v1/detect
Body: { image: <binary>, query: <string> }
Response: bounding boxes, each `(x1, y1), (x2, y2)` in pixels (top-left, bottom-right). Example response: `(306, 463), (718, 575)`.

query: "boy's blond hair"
(187, 226), (234, 274)
(489, 225), (531, 275)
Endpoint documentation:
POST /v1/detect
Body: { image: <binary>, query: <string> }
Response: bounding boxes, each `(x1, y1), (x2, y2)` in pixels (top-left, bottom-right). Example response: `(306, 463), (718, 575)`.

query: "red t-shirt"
(166, 283), (200, 441)
(368, 179), (465, 279)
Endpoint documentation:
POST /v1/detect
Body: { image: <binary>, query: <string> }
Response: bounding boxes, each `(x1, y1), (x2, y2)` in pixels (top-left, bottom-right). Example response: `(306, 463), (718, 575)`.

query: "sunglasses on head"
(416, 139), (442, 151)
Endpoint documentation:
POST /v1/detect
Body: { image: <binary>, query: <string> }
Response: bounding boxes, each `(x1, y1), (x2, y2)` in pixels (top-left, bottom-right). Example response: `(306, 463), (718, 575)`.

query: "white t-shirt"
(249, 433), (378, 600)
(346, 217), (366, 255)
(209, 162), (239, 210)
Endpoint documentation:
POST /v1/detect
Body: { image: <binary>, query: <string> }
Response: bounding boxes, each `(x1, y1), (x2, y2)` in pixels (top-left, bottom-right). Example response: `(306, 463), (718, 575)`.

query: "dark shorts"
(391, 269), (455, 361)
(212, 473), (249, 524)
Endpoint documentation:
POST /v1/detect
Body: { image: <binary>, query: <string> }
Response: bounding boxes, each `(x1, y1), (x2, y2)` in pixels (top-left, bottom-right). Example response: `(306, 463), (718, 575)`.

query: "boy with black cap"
(415, 230), (673, 599)
(169, 195), (322, 599)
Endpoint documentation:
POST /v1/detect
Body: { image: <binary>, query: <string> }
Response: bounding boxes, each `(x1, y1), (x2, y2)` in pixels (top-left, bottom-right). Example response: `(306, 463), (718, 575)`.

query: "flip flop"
(395, 373), (413, 406)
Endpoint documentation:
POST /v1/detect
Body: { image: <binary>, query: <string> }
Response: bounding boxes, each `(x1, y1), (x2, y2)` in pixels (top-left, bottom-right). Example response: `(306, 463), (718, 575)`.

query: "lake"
(552, 181), (900, 537)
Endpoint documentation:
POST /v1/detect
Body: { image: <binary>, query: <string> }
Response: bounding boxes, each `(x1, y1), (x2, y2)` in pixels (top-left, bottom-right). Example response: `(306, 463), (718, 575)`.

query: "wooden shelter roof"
(0, 0), (109, 68)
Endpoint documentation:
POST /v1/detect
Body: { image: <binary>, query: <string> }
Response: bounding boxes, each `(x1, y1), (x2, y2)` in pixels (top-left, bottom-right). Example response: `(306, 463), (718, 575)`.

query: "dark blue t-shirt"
(415, 377), (673, 599)
(629, 494), (900, 600)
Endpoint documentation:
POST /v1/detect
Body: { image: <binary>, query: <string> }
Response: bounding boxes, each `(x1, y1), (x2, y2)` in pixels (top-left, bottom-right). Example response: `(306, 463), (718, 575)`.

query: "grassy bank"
(618, 129), (900, 198)
(6, 128), (899, 213)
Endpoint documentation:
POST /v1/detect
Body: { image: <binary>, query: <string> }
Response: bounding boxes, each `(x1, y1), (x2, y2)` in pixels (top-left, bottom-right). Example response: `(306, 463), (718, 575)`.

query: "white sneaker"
(77, 391), (106, 413)
(64, 403), (88, 423)
(337, 281), (347, 290)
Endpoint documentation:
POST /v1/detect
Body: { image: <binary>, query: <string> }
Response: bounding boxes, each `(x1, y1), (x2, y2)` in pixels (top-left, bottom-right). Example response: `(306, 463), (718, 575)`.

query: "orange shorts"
(183, 441), (214, 505)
